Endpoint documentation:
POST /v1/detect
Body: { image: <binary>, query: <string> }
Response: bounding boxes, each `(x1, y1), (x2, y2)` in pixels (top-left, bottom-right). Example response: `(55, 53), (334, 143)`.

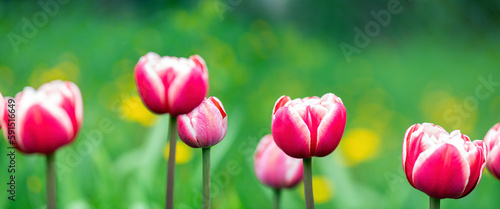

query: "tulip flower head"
(254, 134), (303, 189)
(177, 96), (227, 148)
(271, 93), (347, 158)
(134, 52), (209, 116)
(402, 123), (487, 199)
(484, 123), (500, 180)
(2, 80), (83, 154)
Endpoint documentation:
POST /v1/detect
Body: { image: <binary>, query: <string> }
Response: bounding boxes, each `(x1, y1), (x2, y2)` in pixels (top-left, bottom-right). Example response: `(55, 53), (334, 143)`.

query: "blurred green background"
(1, 0), (500, 208)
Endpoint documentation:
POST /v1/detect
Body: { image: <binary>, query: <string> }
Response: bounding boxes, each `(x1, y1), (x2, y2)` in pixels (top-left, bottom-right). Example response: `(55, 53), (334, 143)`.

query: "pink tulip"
(254, 134), (303, 189)
(271, 93), (346, 158)
(484, 123), (500, 180)
(177, 96), (227, 148)
(134, 52), (209, 116)
(402, 123), (487, 199)
(2, 80), (83, 154)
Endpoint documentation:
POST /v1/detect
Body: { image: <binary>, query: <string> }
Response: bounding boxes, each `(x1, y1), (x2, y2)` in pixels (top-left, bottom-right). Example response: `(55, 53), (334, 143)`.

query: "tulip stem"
(46, 152), (56, 209)
(166, 116), (178, 209)
(273, 188), (281, 209)
(303, 158), (314, 209)
(430, 197), (440, 209)
(203, 147), (211, 209)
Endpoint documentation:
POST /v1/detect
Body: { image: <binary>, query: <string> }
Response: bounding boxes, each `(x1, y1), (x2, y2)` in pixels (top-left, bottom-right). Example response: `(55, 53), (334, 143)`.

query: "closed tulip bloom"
(2, 80), (83, 154)
(177, 97), (227, 148)
(402, 123), (487, 199)
(254, 134), (303, 189)
(134, 52), (209, 116)
(484, 123), (500, 180)
(271, 93), (346, 159)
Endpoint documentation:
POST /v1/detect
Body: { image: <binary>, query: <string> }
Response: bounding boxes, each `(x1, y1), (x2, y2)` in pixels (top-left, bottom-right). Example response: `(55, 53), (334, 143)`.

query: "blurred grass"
(0, 0), (499, 208)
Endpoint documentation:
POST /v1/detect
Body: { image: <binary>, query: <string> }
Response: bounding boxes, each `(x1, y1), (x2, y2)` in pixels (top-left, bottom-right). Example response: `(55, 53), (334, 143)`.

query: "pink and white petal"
(412, 144), (470, 199)
(194, 100), (226, 148)
(459, 141), (486, 198)
(208, 97), (227, 119)
(273, 96), (291, 115)
(66, 81), (84, 132)
(167, 66), (208, 116)
(56, 81), (83, 138)
(177, 114), (201, 148)
(403, 124), (421, 172)
(420, 123), (448, 138)
(272, 106), (311, 158)
(404, 131), (435, 183)
(487, 144), (500, 180)
(189, 55), (208, 77)
(314, 102), (346, 157)
(134, 63), (167, 114)
(20, 104), (74, 154)
(303, 105), (328, 155)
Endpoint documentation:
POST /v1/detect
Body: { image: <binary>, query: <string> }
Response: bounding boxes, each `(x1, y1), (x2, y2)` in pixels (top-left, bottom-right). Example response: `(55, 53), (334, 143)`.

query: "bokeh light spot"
(164, 141), (193, 165)
(298, 176), (334, 204)
(340, 128), (381, 166)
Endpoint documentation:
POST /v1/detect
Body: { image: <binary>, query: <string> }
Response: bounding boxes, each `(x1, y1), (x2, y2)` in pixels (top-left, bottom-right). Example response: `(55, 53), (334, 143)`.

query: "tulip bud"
(134, 52), (209, 116)
(254, 134), (303, 189)
(2, 80), (83, 154)
(177, 97), (227, 148)
(484, 123), (500, 180)
(402, 123), (487, 199)
(271, 93), (346, 158)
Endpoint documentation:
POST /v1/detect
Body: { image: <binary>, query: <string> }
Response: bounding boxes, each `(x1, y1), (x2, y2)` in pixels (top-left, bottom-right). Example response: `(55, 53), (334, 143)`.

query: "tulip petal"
(404, 128), (437, 186)
(272, 106), (311, 158)
(19, 104), (74, 154)
(402, 124), (420, 174)
(192, 99), (227, 148)
(487, 144), (500, 179)
(168, 66), (208, 116)
(177, 114), (201, 148)
(314, 102), (346, 157)
(135, 62), (167, 114)
(254, 135), (303, 189)
(273, 95), (290, 115)
(412, 143), (470, 199)
(459, 141), (486, 198)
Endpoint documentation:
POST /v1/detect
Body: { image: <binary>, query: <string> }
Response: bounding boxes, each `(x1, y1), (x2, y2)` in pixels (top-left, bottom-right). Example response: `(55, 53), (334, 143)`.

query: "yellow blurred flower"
(164, 141), (193, 165)
(340, 128), (380, 166)
(119, 95), (157, 126)
(298, 176), (334, 204)
(27, 175), (42, 193)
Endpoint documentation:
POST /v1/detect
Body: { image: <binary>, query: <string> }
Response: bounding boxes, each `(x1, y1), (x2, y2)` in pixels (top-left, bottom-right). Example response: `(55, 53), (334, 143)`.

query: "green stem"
(303, 158), (314, 209)
(430, 197), (440, 209)
(166, 116), (178, 209)
(46, 152), (56, 209)
(203, 147), (211, 209)
(273, 188), (281, 209)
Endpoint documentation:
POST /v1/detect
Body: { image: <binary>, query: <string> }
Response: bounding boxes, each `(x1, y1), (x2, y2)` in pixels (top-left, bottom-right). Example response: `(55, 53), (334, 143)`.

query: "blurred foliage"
(0, 0), (499, 208)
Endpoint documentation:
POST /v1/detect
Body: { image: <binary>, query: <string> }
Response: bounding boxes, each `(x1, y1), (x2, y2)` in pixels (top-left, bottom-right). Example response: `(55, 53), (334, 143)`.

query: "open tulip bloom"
(177, 96), (227, 209)
(1, 80), (83, 209)
(271, 93), (346, 209)
(402, 123), (487, 209)
(134, 52), (209, 209)
(484, 123), (500, 180)
(254, 134), (303, 209)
